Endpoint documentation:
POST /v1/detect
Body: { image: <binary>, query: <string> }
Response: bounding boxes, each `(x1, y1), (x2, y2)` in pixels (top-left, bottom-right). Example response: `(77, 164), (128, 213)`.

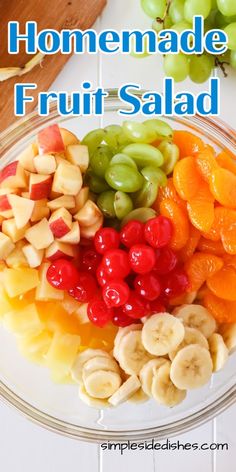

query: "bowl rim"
(0, 88), (235, 442)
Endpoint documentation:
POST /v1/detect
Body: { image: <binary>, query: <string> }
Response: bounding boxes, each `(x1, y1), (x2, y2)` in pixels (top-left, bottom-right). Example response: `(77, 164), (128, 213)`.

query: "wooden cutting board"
(0, 0), (106, 132)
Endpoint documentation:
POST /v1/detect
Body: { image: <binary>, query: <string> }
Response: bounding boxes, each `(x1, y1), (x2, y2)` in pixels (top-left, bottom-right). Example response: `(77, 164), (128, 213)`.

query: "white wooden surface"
(0, 1), (236, 470)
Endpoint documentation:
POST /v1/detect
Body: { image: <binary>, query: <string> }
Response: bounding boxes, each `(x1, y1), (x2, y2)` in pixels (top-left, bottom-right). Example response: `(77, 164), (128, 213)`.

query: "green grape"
(215, 11), (235, 27)
(97, 191), (116, 218)
(152, 19), (165, 33)
(114, 191), (133, 220)
(224, 23), (236, 50)
(169, 0), (185, 24)
(171, 20), (192, 33)
(110, 153), (138, 170)
(144, 119), (173, 140)
(122, 143), (164, 168)
(130, 37), (151, 58)
(184, 0), (211, 22)
(189, 54), (214, 83)
(132, 180), (159, 208)
(163, 15), (173, 29)
(158, 141), (179, 175)
(104, 125), (130, 150)
(230, 50), (236, 68)
(163, 53), (190, 82)
(217, 0), (236, 17)
(90, 145), (112, 178)
(105, 165), (144, 193)
(81, 129), (105, 154)
(122, 121), (156, 143)
(121, 208), (157, 226)
(204, 10), (217, 32)
(141, 166), (167, 185)
(89, 174), (110, 193)
(141, 0), (167, 19)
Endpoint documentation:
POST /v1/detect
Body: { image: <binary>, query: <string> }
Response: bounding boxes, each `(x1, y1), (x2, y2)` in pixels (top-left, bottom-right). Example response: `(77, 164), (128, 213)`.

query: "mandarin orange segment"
(196, 149), (218, 182)
(210, 168), (236, 208)
(197, 238), (226, 256)
(216, 151), (236, 175)
(154, 177), (186, 212)
(203, 290), (236, 324)
(207, 265), (236, 301)
(223, 254), (236, 270)
(159, 198), (189, 250)
(185, 252), (224, 291)
(221, 223), (236, 255)
(187, 199), (215, 233)
(202, 207), (236, 242)
(173, 157), (202, 201)
(173, 130), (205, 158)
(179, 225), (201, 263)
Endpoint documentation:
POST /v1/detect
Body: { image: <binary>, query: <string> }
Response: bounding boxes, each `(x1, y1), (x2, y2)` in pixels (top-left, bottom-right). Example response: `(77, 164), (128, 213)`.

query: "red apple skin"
(30, 176), (52, 200)
(0, 162), (18, 184)
(0, 195), (11, 211)
(49, 218), (70, 238)
(47, 250), (73, 262)
(38, 125), (65, 155)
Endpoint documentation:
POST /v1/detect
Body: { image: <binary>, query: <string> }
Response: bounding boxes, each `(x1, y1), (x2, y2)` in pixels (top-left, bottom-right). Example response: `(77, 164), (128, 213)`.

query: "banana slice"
(151, 361), (186, 407)
(142, 313), (185, 356)
(128, 388), (149, 404)
(208, 333), (229, 372)
(169, 327), (209, 361)
(82, 356), (120, 380)
(219, 323), (236, 353)
(79, 385), (111, 408)
(113, 324), (142, 360)
(84, 370), (122, 399)
(71, 349), (111, 383)
(173, 304), (216, 338)
(139, 358), (169, 396)
(108, 375), (141, 406)
(170, 344), (213, 390)
(117, 330), (153, 375)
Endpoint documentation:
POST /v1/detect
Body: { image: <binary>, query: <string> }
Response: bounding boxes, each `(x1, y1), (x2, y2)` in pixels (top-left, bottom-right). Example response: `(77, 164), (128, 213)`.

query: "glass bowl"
(0, 90), (235, 443)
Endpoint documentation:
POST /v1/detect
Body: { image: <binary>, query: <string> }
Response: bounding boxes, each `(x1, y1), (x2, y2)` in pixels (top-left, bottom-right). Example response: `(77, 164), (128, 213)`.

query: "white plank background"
(0, 1), (235, 470)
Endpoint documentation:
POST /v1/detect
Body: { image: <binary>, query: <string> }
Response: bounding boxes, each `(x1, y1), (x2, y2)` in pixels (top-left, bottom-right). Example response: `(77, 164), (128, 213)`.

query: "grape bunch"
(140, 0), (236, 82)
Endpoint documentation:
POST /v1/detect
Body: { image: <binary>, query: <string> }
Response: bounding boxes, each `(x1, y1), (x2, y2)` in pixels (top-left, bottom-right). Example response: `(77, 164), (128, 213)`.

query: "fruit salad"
(0, 120), (235, 408)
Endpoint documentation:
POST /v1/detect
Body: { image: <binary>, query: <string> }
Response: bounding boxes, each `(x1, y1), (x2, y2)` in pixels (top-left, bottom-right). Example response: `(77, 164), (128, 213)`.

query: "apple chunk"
(0, 194), (11, 212)
(52, 162), (82, 196)
(47, 195), (75, 211)
(0, 161), (26, 189)
(0, 232), (15, 259)
(18, 143), (38, 172)
(49, 208), (72, 238)
(2, 218), (30, 243)
(38, 124), (65, 155)
(29, 174), (52, 200)
(80, 216), (103, 239)
(58, 222), (80, 245)
(70, 187), (89, 215)
(25, 218), (54, 250)
(45, 241), (74, 261)
(74, 200), (102, 227)
(35, 262), (64, 301)
(59, 128), (79, 147)
(6, 243), (28, 268)
(65, 145), (89, 173)
(8, 194), (35, 229)
(31, 199), (50, 222)
(23, 244), (44, 268)
(34, 154), (56, 175)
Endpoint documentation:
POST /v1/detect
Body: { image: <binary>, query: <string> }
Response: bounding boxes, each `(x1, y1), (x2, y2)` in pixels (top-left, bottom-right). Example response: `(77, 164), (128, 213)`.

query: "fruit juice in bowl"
(0, 91), (235, 441)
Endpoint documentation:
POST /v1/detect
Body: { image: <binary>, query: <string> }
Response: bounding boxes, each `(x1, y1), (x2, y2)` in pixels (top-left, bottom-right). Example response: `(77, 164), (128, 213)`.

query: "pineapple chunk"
(0, 232), (15, 259)
(6, 245), (28, 269)
(74, 303), (89, 324)
(46, 332), (81, 377)
(0, 286), (12, 318)
(18, 330), (52, 364)
(3, 303), (43, 335)
(3, 267), (39, 298)
(35, 262), (64, 301)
